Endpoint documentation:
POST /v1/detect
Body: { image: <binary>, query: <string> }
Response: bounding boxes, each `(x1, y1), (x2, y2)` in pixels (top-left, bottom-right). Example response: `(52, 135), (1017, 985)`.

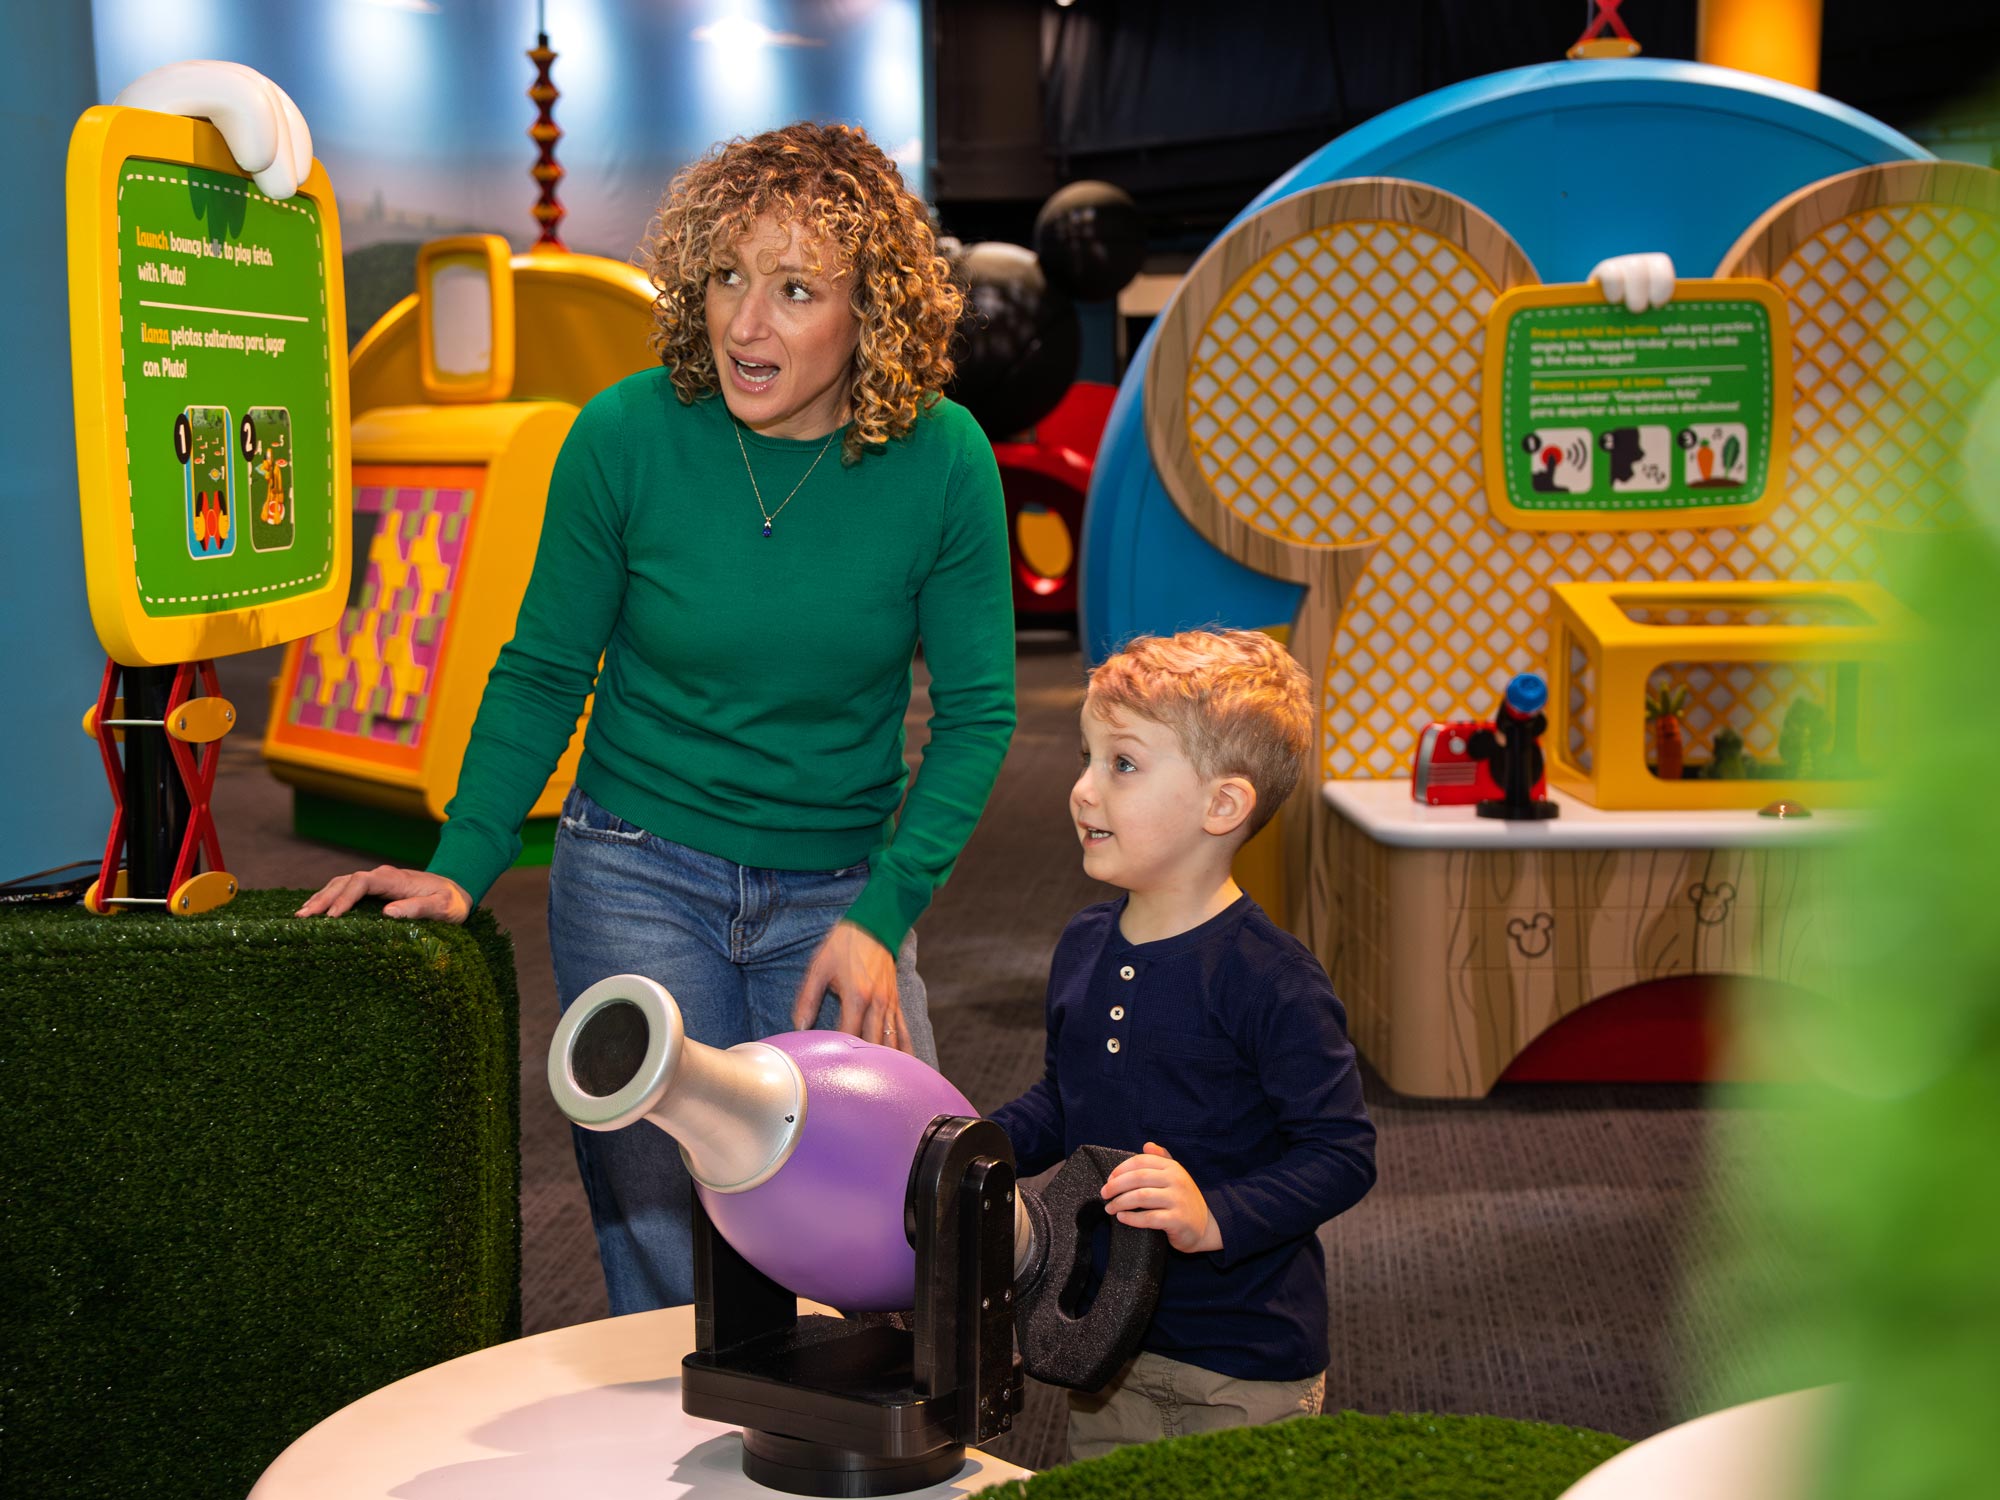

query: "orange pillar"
(1698, 0), (1824, 92)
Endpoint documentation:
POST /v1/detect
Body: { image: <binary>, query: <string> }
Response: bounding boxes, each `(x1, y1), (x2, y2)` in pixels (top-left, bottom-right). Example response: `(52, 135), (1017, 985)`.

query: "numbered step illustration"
(175, 405), (236, 558)
(243, 406), (297, 552)
(1599, 425), (1672, 492)
(1521, 427), (1593, 494)
(1679, 422), (1748, 489)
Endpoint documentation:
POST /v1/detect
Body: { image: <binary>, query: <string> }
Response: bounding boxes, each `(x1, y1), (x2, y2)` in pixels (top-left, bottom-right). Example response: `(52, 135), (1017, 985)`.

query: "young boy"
(991, 628), (1376, 1460)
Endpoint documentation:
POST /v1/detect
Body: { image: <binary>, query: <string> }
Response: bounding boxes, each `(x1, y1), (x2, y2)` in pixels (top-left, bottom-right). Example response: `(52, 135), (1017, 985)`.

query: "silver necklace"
(733, 423), (838, 538)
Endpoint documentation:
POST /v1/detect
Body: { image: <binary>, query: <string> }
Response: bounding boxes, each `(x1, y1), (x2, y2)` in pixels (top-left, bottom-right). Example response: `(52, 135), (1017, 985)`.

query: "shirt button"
(1119, 965), (1136, 980)
(1110, 1005), (1125, 1021)
(1106, 1038), (1121, 1054)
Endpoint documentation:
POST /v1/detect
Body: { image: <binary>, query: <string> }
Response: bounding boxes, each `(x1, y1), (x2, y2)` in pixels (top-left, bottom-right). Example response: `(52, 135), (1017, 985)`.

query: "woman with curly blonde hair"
(647, 123), (962, 460)
(300, 122), (1016, 1313)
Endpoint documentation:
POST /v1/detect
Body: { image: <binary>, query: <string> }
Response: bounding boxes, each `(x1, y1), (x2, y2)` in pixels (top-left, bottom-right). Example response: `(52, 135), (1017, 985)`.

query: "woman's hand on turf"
(1103, 1141), (1223, 1254)
(294, 865), (472, 923)
(792, 920), (909, 1053)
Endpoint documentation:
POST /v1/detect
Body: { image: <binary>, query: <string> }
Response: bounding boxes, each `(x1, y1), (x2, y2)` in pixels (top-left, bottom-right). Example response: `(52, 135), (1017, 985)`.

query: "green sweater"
(429, 370), (1016, 952)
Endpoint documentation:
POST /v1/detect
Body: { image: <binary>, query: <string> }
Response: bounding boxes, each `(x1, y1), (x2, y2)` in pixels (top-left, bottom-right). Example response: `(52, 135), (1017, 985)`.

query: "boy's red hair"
(1087, 629), (1313, 834)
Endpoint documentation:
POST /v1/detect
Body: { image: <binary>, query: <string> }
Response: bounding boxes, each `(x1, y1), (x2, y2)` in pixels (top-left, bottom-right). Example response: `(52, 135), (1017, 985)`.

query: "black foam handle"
(1014, 1144), (1167, 1392)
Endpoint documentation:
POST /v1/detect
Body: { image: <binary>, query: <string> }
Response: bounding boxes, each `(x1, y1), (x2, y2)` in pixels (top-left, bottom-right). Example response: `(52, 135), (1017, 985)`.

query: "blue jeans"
(547, 786), (936, 1314)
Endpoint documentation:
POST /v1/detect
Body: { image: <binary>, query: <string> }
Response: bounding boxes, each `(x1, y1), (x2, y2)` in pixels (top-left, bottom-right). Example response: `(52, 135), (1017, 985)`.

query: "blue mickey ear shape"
(1504, 672), (1548, 715)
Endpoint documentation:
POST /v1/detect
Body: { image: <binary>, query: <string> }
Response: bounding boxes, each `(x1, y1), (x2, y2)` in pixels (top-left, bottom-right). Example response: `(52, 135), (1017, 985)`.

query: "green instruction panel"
(119, 158), (334, 616)
(1488, 285), (1788, 526)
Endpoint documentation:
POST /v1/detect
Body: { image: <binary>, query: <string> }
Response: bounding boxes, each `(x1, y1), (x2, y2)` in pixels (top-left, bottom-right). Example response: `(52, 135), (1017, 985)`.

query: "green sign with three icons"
(1480, 279), (1792, 533)
(119, 159), (334, 611)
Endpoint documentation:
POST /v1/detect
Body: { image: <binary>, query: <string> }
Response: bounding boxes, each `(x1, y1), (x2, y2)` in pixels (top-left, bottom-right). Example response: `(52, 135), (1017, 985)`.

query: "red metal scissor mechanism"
(1569, 0), (1642, 60)
(83, 657), (239, 916)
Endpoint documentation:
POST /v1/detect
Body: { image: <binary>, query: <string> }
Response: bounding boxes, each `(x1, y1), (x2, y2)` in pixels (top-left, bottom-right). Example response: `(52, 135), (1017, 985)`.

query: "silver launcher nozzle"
(547, 973), (807, 1193)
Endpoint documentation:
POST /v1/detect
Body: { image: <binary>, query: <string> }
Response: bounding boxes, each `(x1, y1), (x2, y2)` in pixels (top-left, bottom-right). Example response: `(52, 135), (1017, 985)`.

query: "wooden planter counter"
(1320, 780), (1853, 1098)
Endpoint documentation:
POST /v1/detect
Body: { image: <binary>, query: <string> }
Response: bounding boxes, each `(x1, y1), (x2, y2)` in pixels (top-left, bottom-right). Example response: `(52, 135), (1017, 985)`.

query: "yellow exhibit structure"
(1544, 580), (1906, 811)
(66, 102), (353, 918)
(261, 239), (655, 862)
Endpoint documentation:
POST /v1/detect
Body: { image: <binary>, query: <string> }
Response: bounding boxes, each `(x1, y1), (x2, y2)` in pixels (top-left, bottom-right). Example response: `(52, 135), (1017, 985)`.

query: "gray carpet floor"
(210, 634), (1753, 1472)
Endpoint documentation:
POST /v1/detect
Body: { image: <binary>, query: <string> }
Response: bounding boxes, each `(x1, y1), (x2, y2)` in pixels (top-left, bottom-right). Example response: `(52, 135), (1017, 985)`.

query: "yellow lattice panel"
(1185, 220), (1489, 548)
(1187, 220), (1507, 775)
(1148, 181), (1540, 782)
(1726, 203), (2000, 570)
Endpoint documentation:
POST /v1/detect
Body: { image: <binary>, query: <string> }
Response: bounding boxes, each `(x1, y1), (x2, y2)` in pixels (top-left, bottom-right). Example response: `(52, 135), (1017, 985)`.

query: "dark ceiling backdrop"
(931, 0), (2000, 251)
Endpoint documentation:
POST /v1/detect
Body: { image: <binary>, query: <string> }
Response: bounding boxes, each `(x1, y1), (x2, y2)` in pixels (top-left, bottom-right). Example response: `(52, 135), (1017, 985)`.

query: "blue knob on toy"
(1504, 672), (1548, 716)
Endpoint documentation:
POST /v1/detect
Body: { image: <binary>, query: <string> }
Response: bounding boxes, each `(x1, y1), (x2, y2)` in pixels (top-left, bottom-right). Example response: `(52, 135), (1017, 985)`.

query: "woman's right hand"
(294, 866), (472, 923)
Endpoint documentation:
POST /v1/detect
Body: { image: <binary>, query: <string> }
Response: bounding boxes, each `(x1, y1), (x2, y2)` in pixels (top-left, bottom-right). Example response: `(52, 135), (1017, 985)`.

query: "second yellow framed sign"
(1481, 279), (1791, 533)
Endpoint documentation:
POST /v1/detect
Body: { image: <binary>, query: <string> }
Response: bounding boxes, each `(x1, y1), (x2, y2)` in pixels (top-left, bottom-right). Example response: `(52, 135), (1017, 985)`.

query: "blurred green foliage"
(1693, 380), (2000, 1497)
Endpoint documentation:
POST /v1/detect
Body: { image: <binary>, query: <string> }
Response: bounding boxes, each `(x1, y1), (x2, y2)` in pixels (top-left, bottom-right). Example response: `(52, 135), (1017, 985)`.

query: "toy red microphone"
(1411, 722), (1545, 805)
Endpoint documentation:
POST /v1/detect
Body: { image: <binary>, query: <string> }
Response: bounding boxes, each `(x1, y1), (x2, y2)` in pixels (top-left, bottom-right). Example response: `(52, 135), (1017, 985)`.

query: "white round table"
(1558, 1388), (1835, 1499)
(249, 1304), (1032, 1498)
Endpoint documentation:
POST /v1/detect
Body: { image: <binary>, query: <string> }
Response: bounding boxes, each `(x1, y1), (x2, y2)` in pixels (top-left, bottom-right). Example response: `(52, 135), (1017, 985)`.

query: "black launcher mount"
(680, 1115), (1023, 1497)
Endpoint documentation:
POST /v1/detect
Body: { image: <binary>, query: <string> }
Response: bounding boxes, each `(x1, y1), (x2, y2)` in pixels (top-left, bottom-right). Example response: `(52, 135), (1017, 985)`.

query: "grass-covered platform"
(984, 1410), (1629, 1499)
(0, 890), (520, 1499)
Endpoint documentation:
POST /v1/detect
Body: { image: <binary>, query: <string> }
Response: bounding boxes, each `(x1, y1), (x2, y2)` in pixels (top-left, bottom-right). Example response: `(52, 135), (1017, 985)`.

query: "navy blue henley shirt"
(990, 893), (1376, 1382)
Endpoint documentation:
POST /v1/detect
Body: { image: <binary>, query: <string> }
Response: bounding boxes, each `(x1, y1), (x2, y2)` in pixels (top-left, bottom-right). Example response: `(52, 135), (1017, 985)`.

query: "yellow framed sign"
(67, 105), (350, 666)
(1480, 279), (1791, 533)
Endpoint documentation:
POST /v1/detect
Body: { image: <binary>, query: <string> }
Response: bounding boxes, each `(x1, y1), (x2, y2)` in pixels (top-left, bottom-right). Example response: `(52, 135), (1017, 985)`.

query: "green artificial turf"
(0, 890), (521, 1498)
(982, 1410), (1628, 1499)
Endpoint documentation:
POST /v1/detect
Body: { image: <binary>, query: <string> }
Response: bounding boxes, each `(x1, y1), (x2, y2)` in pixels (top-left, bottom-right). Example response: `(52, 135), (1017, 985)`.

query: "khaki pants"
(1066, 1350), (1326, 1462)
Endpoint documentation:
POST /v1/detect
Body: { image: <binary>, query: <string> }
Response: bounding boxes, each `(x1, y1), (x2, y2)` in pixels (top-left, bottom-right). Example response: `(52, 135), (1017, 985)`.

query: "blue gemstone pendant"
(762, 521), (773, 537)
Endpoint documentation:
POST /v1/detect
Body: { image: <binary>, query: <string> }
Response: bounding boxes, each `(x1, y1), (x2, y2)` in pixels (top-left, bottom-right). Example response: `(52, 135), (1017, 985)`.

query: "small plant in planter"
(1710, 725), (1747, 780)
(1778, 696), (1834, 778)
(1646, 684), (1691, 779)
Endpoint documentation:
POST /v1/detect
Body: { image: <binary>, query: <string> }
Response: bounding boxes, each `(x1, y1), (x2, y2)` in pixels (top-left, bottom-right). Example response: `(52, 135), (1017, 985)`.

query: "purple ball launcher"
(546, 974), (1027, 1311)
